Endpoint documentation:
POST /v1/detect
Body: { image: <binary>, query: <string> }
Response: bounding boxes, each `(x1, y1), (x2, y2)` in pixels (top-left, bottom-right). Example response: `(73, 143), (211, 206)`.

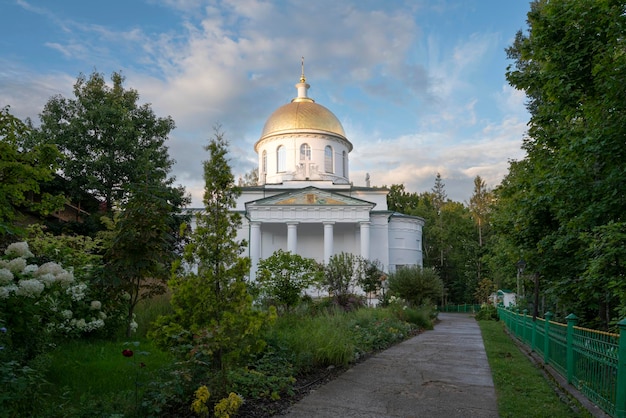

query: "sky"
(0, 0), (532, 208)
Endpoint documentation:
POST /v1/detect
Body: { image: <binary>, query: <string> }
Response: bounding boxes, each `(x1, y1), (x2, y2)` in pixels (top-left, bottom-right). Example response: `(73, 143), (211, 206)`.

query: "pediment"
(247, 187), (374, 208)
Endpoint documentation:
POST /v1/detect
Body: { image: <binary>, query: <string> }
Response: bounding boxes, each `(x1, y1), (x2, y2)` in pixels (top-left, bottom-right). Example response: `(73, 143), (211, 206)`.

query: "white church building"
(227, 69), (425, 281)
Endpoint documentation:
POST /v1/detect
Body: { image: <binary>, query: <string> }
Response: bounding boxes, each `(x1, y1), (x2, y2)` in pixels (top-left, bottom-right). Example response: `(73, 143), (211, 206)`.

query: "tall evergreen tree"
(152, 128), (270, 376)
(468, 176), (493, 284)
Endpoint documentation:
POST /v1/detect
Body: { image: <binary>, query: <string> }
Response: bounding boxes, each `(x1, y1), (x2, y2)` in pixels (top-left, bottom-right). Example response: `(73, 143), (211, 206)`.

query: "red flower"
(122, 349), (134, 357)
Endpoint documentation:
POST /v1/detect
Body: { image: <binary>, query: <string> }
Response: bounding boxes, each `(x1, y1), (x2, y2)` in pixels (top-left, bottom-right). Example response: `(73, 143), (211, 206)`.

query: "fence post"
(615, 318), (626, 418)
(523, 309), (528, 344)
(531, 314), (537, 352)
(566, 313), (578, 384)
(544, 311), (552, 365)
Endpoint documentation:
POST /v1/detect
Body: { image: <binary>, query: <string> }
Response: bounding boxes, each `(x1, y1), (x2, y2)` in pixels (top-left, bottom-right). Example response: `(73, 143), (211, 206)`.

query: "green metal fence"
(437, 304), (482, 313)
(498, 307), (626, 418)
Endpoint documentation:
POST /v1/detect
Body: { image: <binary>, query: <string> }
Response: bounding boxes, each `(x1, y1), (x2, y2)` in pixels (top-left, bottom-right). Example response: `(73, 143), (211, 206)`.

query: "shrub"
(475, 304), (499, 321)
(256, 250), (322, 313)
(386, 296), (436, 330)
(0, 241), (112, 361)
(387, 266), (443, 307)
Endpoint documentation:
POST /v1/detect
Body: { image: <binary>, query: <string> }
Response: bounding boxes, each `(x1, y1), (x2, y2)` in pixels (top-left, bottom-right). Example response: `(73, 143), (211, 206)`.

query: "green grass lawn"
(479, 320), (592, 418)
(44, 339), (173, 417)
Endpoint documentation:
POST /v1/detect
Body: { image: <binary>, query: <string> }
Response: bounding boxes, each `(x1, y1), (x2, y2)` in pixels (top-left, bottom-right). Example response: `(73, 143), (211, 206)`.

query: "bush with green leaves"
(324, 252), (361, 297)
(386, 295), (436, 330)
(387, 266), (443, 307)
(323, 252), (370, 310)
(256, 250), (322, 313)
(475, 303), (499, 321)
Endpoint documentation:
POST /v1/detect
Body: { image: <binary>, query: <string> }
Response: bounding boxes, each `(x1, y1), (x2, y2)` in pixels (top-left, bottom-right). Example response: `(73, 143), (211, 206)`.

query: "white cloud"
(2, 0), (530, 208)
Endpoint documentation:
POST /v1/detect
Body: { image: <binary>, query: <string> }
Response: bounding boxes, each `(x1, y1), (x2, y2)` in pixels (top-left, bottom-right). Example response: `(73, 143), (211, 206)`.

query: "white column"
(360, 221), (371, 260)
(249, 222), (261, 281)
(287, 222), (298, 254)
(323, 221), (334, 264)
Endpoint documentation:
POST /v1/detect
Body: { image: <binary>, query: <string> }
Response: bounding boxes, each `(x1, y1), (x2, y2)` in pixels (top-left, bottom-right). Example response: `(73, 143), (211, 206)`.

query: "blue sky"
(1, 0), (532, 207)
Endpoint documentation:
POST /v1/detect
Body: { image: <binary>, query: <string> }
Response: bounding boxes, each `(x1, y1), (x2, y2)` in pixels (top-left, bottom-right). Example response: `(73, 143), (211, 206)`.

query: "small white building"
(492, 289), (517, 307)
(195, 69), (425, 280)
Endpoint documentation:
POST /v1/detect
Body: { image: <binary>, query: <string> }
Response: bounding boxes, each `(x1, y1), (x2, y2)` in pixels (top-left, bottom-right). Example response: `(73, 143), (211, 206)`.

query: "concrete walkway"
(279, 313), (498, 418)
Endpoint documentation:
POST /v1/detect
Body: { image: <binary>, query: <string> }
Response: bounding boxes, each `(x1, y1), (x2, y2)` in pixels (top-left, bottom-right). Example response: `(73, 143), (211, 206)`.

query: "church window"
(342, 150), (347, 177)
(300, 143), (311, 160)
(324, 145), (333, 173)
(262, 150), (267, 174)
(277, 145), (286, 172)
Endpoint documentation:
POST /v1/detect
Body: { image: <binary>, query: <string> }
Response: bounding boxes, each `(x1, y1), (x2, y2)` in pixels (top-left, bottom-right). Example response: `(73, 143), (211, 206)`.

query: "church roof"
(255, 61), (352, 151)
(259, 100), (347, 141)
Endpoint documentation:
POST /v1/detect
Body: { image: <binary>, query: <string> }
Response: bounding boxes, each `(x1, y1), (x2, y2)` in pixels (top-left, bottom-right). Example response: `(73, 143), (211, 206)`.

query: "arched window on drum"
(324, 145), (333, 173)
(300, 143), (311, 160)
(277, 145), (286, 172)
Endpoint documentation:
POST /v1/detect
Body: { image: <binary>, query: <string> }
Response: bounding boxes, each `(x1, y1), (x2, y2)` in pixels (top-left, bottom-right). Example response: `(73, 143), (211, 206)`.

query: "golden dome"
(259, 99), (347, 141)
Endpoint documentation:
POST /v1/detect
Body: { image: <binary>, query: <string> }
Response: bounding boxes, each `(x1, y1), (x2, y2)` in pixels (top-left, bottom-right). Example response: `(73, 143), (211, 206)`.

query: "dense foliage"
(256, 250), (322, 313)
(387, 176), (488, 305)
(491, 0), (626, 328)
(36, 71), (177, 213)
(387, 266), (443, 307)
(0, 106), (64, 240)
(103, 179), (189, 336)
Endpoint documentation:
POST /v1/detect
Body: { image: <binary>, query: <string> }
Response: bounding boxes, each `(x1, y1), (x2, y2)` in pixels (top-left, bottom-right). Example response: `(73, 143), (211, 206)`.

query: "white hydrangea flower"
(7, 258), (27, 274)
(0, 268), (14, 285)
(90, 300), (102, 310)
(0, 260), (6, 268)
(62, 309), (73, 319)
(55, 271), (75, 287)
(130, 319), (138, 333)
(85, 319), (105, 332)
(16, 279), (45, 298)
(23, 264), (39, 275)
(36, 262), (65, 277)
(75, 318), (87, 330)
(38, 273), (57, 287)
(98, 311), (107, 320)
(0, 284), (18, 299)
(5, 242), (34, 259)
(66, 282), (88, 301)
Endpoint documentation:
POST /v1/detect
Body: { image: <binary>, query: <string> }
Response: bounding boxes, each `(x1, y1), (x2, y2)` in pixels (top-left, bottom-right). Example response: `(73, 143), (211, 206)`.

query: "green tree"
(104, 175), (189, 336)
(152, 128), (270, 376)
(387, 179), (479, 304)
(387, 184), (421, 214)
(0, 106), (64, 239)
(581, 222), (626, 326)
(36, 71), (176, 213)
(256, 250), (322, 313)
(468, 176), (492, 250)
(494, 0), (626, 327)
(474, 278), (496, 305)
